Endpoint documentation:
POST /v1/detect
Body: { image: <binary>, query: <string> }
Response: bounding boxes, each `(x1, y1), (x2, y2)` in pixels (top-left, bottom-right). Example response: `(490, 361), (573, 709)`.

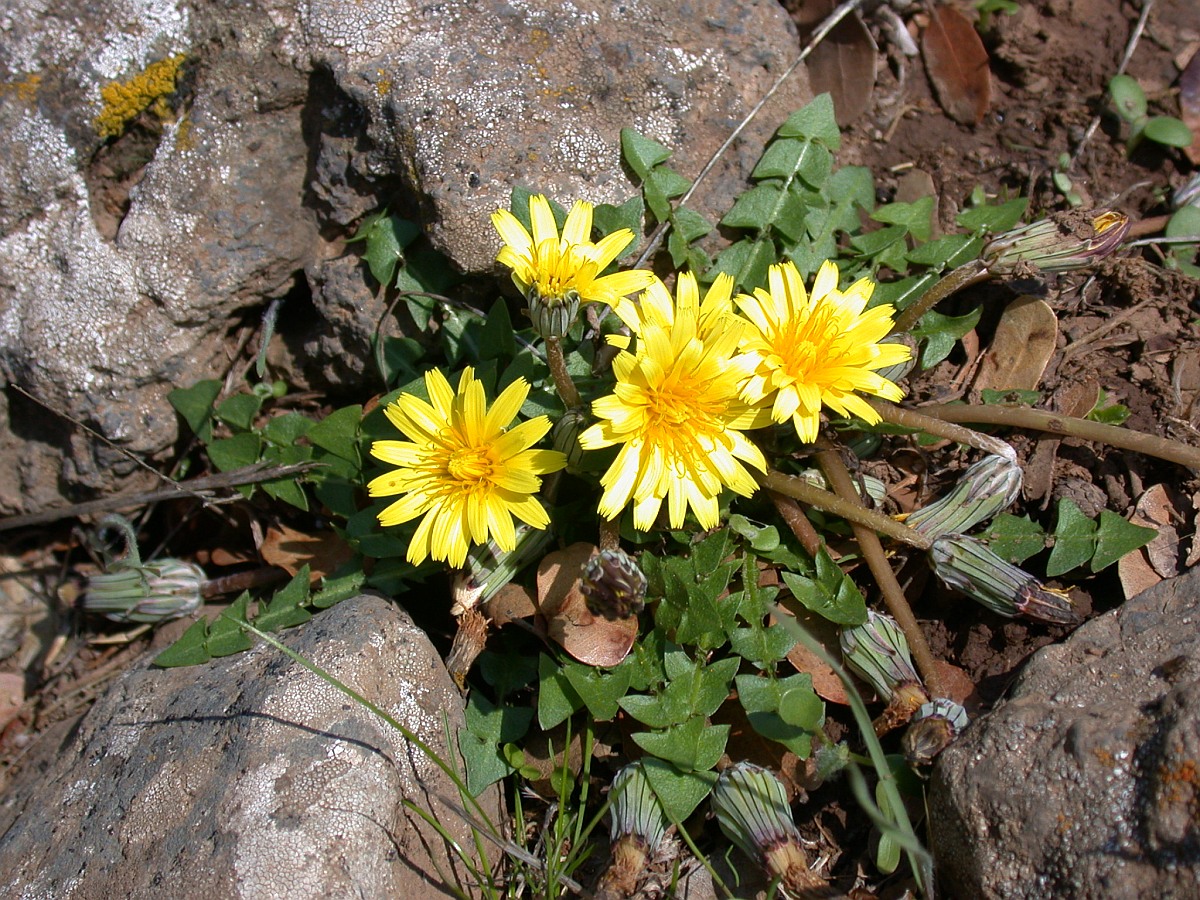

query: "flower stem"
(868, 398), (1016, 460)
(767, 490), (823, 558)
(913, 403), (1200, 470)
(814, 448), (945, 698)
(545, 336), (582, 409)
(760, 470), (931, 550)
(889, 260), (991, 336)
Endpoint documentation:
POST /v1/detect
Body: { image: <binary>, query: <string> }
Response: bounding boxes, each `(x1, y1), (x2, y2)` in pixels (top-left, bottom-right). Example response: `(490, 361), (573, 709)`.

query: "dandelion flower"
(735, 260), (912, 443)
(491, 194), (657, 336)
(368, 368), (566, 568)
(580, 272), (772, 531)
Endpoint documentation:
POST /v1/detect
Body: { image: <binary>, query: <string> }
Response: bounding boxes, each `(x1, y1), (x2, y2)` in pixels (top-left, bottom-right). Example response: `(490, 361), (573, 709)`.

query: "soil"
(3, 0), (1200, 896)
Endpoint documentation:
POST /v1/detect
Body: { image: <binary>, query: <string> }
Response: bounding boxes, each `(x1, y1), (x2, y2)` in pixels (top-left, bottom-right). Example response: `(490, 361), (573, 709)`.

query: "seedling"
(1108, 74), (1194, 155)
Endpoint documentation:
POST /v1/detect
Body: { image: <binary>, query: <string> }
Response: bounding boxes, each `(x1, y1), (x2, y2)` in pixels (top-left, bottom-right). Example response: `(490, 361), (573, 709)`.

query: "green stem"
(889, 260), (991, 336)
(760, 470), (931, 550)
(915, 403), (1200, 470)
(545, 336), (582, 409)
(814, 449), (945, 698)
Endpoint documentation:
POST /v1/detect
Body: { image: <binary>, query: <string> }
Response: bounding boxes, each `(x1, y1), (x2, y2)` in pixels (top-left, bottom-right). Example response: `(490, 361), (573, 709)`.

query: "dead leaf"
(922, 4), (992, 125)
(261, 524), (353, 581)
(484, 583), (537, 627)
(537, 543), (637, 667)
(973, 295), (1059, 394)
(1131, 485), (1179, 578)
(778, 605), (850, 705)
(1180, 47), (1200, 166)
(800, 0), (878, 125)
(0, 671), (25, 732)
(1022, 378), (1097, 503)
(1118, 546), (1163, 599)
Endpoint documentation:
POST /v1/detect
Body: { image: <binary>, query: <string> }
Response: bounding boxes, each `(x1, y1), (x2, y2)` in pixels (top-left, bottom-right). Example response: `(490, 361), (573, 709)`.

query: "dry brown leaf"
(922, 4), (992, 125)
(1180, 47), (1200, 166)
(802, 1), (878, 125)
(1132, 485), (1179, 579)
(1022, 378), (1097, 503)
(1118, 546), (1163, 599)
(778, 605), (849, 705)
(536, 543), (637, 667)
(973, 295), (1059, 394)
(261, 523), (353, 581)
(0, 671), (25, 732)
(484, 583), (537, 627)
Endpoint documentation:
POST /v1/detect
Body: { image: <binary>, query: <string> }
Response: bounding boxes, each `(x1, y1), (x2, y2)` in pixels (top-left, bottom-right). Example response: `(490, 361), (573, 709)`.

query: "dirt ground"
(3, 0), (1200, 895)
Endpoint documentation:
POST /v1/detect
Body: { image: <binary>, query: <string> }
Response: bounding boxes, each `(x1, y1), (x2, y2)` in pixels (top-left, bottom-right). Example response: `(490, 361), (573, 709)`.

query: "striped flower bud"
(83, 558), (205, 624)
(551, 405), (589, 472)
(711, 762), (829, 895)
(905, 454), (1022, 538)
(794, 468), (888, 505)
(981, 208), (1129, 276)
(840, 610), (922, 700)
(929, 534), (1080, 624)
(528, 284), (581, 340)
(451, 522), (555, 615)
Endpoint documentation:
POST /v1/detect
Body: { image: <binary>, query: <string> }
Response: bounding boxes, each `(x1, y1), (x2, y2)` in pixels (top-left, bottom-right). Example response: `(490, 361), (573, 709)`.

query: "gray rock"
(0, 594), (501, 898)
(930, 565), (1200, 898)
(0, 0), (810, 512)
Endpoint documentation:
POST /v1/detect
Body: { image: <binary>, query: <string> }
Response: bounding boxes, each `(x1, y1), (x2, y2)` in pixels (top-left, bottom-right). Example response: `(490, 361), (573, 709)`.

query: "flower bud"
(711, 762), (830, 895)
(580, 548), (647, 620)
(840, 610), (922, 700)
(551, 406), (588, 472)
(83, 558), (205, 624)
(795, 467), (888, 505)
(528, 284), (580, 340)
(1173, 174), (1200, 210)
(929, 534), (1080, 624)
(874, 334), (919, 385)
(597, 761), (668, 899)
(905, 454), (1022, 538)
(981, 209), (1129, 276)
(451, 523), (554, 615)
(902, 697), (970, 767)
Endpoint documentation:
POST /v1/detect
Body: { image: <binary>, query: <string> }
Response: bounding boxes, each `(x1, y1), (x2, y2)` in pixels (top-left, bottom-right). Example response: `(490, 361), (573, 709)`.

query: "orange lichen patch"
(94, 54), (186, 140)
(1158, 757), (1200, 807)
(0, 73), (43, 103)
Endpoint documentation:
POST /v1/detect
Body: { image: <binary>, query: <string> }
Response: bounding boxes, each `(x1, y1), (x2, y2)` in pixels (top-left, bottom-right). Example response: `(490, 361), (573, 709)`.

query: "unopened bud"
(874, 333), (919, 385)
(580, 548), (647, 620)
(981, 209), (1129, 276)
(840, 610), (922, 700)
(929, 534), (1080, 624)
(551, 406), (588, 472)
(795, 467), (888, 505)
(528, 284), (580, 340)
(451, 523), (554, 615)
(902, 697), (970, 766)
(906, 454), (1022, 537)
(83, 558), (205, 624)
(598, 761), (669, 899)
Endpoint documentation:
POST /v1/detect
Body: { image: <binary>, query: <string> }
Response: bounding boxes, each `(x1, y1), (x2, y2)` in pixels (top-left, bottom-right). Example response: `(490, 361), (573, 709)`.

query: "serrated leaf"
(1091, 511), (1156, 572)
(735, 672), (823, 757)
(1046, 498), (1098, 577)
(980, 513), (1046, 564)
(214, 393), (263, 432)
(708, 238), (775, 292)
(777, 93), (842, 148)
(262, 412), (314, 447)
(153, 618), (212, 667)
(873, 196), (935, 243)
(641, 758), (718, 824)
(644, 167), (691, 222)
(721, 183), (783, 231)
(362, 214), (420, 287)
(561, 659), (632, 721)
(254, 567), (313, 632)
(207, 432), (264, 473)
(621, 128), (673, 179)
(632, 717), (729, 772)
(207, 594), (254, 657)
(956, 197), (1028, 233)
(168, 380), (221, 442)
(911, 306), (983, 369)
(671, 206), (712, 242)
(780, 546), (867, 625)
(593, 196), (646, 250)
(307, 405), (363, 465)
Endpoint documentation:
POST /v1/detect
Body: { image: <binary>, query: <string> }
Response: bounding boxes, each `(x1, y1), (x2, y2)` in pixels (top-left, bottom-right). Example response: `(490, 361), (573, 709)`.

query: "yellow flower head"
(368, 368), (566, 568)
(735, 260), (912, 444)
(491, 194), (656, 335)
(579, 272), (773, 531)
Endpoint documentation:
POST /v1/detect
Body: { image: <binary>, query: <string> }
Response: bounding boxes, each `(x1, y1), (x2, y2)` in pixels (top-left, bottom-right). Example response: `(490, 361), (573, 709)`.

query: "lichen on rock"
(93, 54), (186, 139)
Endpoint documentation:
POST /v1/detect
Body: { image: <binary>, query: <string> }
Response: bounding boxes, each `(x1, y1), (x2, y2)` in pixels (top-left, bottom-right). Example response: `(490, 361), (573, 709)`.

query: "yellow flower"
(491, 194), (657, 336)
(368, 368), (566, 568)
(579, 272), (773, 531)
(735, 260), (912, 443)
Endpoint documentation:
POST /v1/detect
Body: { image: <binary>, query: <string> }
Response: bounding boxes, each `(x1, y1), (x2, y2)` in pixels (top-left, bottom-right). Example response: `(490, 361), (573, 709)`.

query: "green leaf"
(593, 196), (646, 249)
(311, 563), (366, 609)
(207, 432), (264, 473)
(621, 128), (673, 179)
(562, 659), (632, 721)
(905, 234), (980, 269)
(671, 206), (712, 243)
(735, 672), (824, 757)
(632, 716), (730, 772)
(168, 380), (221, 442)
(708, 238), (774, 292)
(153, 618), (212, 667)
(780, 546), (867, 625)
(207, 593), (254, 657)
(640, 758), (718, 824)
(262, 412), (314, 447)
(1085, 390), (1130, 426)
(849, 224), (909, 259)
(478, 298), (516, 361)
(980, 513), (1047, 564)
(873, 196), (935, 243)
(360, 214), (421, 287)
(1143, 116), (1194, 148)
(981, 388), (1042, 407)
(1108, 74), (1147, 122)
(956, 197), (1028, 234)
(254, 567), (313, 632)
(644, 167), (691, 222)
(461, 693), (533, 795)
(1091, 511), (1156, 572)
(777, 93), (841, 149)
(214, 392), (263, 433)
(538, 654), (583, 730)
(307, 405), (364, 467)
(1046, 498), (1098, 577)
(721, 183), (784, 231)
(911, 306), (983, 369)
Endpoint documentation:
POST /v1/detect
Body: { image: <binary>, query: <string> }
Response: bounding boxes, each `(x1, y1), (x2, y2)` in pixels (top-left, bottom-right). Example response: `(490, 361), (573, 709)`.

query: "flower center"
(447, 446), (496, 485)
